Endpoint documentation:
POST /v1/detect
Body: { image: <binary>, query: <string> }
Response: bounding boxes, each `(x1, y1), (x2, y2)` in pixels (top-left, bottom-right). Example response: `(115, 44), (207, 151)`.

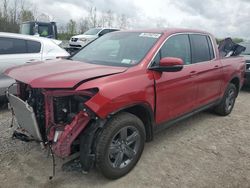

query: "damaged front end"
(7, 82), (102, 171)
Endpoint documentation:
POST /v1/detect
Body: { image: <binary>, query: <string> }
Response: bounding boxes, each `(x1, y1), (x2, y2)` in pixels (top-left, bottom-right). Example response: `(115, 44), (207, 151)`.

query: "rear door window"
(27, 40), (41, 53)
(190, 34), (214, 63)
(0, 37), (41, 55)
(99, 29), (111, 36)
(110, 29), (118, 32)
(0, 37), (26, 54)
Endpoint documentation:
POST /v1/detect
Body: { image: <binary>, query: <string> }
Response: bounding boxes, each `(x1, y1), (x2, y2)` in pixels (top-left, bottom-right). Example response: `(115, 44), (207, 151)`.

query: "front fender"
(76, 70), (155, 119)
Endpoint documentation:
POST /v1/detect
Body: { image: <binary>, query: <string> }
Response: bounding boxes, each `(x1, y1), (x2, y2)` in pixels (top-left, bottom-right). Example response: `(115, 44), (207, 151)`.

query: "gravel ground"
(0, 89), (250, 188)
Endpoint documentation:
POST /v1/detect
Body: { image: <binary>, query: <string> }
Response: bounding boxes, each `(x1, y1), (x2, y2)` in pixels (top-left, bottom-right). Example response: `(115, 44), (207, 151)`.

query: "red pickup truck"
(5, 28), (245, 179)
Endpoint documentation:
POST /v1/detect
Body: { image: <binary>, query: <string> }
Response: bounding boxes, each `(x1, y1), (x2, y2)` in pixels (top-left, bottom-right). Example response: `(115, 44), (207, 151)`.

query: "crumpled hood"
(5, 59), (128, 88)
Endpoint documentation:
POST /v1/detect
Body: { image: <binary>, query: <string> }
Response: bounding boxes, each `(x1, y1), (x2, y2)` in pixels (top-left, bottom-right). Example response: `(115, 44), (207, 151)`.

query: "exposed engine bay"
(53, 95), (90, 125)
(9, 82), (97, 156)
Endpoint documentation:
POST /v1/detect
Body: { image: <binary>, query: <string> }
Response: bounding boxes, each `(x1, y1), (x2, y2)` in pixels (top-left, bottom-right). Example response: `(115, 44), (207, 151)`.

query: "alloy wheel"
(108, 126), (141, 169)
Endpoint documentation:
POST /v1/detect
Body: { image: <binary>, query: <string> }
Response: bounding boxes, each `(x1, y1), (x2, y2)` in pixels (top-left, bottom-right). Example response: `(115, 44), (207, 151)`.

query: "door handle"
(214, 65), (220, 68)
(190, 71), (197, 77)
(26, 59), (37, 63)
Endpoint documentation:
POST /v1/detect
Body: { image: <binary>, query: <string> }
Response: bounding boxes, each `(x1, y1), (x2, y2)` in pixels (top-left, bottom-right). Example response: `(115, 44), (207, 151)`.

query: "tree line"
(0, 0), (36, 33)
(0, 0), (129, 40)
(59, 8), (129, 40)
(0, 0), (244, 42)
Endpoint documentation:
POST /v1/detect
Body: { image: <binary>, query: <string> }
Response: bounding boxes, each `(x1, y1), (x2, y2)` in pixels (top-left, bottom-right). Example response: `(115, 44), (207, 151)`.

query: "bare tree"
(58, 25), (66, 33)
(97, 10), (114, 28)
(106, 10), (114, 27)
(99, 11), (108, 27)
(3, 0), (7, 18)
(9, 0), (18, 23)
(0, 0), (19, 32)
(79, 18), (89, 33)
(67, 19), (77, 35)
(118, 14), (128, 29)
(37, 13), (51, 22)
(88, 6), (97, 28)
(19, 9), (34, 22)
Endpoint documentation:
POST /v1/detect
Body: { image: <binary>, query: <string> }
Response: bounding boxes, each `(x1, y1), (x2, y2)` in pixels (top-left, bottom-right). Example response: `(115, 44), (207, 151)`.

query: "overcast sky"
(27, 0), (250, 39)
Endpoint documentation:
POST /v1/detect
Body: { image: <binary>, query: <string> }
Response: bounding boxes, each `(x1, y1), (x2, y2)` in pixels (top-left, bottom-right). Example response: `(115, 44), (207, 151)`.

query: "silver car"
(0, 32), (70, 98)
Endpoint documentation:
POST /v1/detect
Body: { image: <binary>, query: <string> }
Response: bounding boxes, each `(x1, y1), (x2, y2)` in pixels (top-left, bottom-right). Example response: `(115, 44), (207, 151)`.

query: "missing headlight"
(53, 95), (91, 124)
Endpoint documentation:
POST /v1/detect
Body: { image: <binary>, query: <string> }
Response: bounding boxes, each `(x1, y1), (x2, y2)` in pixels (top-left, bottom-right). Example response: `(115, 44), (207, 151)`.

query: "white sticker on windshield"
(139, 33), (161, 38)
(121, 59), (132, 64)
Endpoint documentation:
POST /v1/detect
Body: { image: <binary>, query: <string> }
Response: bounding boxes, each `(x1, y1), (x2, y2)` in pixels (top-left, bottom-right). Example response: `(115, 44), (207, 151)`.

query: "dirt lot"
(0, 89), (250, 188)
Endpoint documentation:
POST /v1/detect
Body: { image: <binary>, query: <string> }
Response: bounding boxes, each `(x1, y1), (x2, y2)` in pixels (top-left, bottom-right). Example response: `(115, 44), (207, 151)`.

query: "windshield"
(20, 23), (31, 35)
(38, 25), (49, 37)
(84, 28), (102, 35)
(71, 32), (162, 67)
(241, 43), (250, 55)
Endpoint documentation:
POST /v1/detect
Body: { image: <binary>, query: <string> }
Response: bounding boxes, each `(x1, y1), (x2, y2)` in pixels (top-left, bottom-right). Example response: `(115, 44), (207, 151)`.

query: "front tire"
(96, 112), (146, 179)
(214, 83), (237, 116)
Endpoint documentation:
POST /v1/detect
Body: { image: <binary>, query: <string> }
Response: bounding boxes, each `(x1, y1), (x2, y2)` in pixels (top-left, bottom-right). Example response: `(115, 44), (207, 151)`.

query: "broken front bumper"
(8, 93), (43, 143)
(8, 92), (91, 158)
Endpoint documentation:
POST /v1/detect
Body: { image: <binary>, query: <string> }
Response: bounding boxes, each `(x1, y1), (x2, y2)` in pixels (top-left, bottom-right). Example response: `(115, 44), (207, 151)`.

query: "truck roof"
(122, 28), (212, 36)
(22, 21), (56, 24)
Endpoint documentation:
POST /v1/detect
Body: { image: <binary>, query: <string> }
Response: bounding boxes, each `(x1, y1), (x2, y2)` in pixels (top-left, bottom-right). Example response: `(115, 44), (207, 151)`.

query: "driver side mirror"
(150, 57), (184, 72)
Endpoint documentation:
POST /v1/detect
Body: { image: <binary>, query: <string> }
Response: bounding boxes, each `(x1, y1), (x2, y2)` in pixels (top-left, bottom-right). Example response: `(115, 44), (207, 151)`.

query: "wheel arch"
(229, 76), (240, 96)
(110, 103), (155, 142)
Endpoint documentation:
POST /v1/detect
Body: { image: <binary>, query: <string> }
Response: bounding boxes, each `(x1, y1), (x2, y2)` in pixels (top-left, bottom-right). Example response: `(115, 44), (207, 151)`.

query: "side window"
(152, 34), (191, 65)
(190, 34), (213, 63)
(0, 37), (26, 54)
(110, 29), (118, 33)
(0, 37), (13, 54)
(99, 29), (110, 36)
(27, 40), (41, 53)
(38, 25), (50, 37)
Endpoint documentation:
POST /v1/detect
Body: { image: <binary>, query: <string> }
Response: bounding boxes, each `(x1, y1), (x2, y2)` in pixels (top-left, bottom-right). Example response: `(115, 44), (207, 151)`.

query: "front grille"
(71, 38), (78, 42)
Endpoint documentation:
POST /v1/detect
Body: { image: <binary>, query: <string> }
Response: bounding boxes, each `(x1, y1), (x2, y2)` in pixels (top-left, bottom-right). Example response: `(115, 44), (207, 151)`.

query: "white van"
(69, 28), (119, 48)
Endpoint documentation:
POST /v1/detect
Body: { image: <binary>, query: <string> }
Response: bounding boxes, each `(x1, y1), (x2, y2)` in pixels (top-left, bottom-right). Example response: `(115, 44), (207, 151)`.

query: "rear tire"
(214, 83), (237, 116)
(96, 112), (146, 179)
